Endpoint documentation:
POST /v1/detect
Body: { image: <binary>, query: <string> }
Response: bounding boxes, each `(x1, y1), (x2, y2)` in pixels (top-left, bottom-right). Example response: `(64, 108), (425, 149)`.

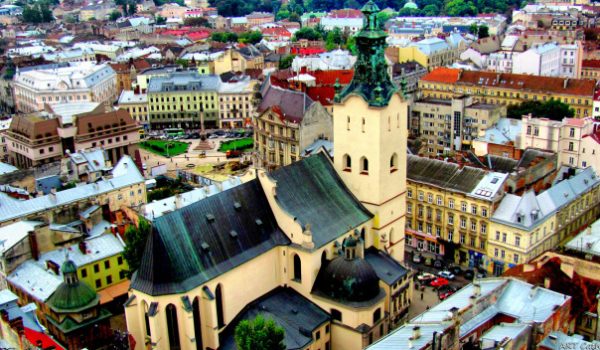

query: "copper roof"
(9, 116), (60, 142)
(76, 109), (137, 137)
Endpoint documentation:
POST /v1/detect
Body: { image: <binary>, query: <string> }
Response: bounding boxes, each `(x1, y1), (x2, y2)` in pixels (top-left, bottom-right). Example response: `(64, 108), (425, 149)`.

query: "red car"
(438, 288), (456, 300)
(430, 277), (449, 288)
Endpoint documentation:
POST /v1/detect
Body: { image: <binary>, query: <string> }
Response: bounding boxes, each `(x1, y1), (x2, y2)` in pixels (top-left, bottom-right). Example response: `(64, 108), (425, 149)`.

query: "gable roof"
(131, 180), (290, 296)
(269, 153), (373, 248)
(258, 83), (314, 123)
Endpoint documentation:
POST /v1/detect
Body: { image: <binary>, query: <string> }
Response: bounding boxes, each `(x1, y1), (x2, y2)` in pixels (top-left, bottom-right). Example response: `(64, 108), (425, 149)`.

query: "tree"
(279, 54), (295, 69)
(293, 27), (322, 41)
(128, 2), (137, 15)
(468, 23), (478, 35)
(238, 31), (263, 44)
(478, 25), (489, 39)
(234, 315), (285, 350)
(325, 28), (343, 50)
(123, 218), (152, 277)
(184, 17), (210, 27)
(155, 15), (166, 24)
(109, 10), (122, 21)
(22, 5), (41, 23)
(444, 0), (477, 16)
(422, 4), (439, 16)
(507, 99), (574, 121)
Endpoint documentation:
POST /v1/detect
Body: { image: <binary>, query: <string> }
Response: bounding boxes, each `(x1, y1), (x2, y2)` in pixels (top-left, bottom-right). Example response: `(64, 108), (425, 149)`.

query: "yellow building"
(394, 36), (465, 70)
(125, 4), (413, 350)
(38, 233), (129, 293)
(213, 47), (264, 75)
(405, 155), (507, 268)
(117, 90), (148, 126)
(218, 77), (257, 129)
(147, 72), (220, 129)
(419, 68), (596, 117)
(254, 84), (332, 168)
(486, 167), (600, 275)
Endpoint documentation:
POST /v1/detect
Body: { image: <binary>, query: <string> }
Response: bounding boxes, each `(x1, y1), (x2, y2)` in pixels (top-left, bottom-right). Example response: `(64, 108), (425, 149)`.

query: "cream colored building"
(405, 156), (507, 269)
(118, 90), (149, 126)
(125, 4), (412, 350)
(487, 167), (600, 275)
(13, 62), (117, 113)
(410, 96), (505, 156)
(255, 84), (332, 168)
(521, 115), (600, 169)
(218, 77), (256, 129)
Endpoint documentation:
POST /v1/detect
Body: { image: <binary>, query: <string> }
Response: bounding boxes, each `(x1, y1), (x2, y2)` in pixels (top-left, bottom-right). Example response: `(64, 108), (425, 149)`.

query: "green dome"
(403, 0), (419, 9)
(48, 260), (99, 313)
(361, 0), (380, 14)
(48, 281), (98, 313)
(61, 260), (77, 274)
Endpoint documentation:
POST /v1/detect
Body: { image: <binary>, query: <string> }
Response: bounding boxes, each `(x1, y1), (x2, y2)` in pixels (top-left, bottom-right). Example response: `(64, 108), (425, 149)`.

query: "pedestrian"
(420, 291), (424, 300)
(426, 305), (430, 310)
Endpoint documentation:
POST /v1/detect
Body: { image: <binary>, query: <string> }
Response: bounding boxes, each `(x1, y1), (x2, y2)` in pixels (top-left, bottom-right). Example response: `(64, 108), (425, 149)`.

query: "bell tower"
(333, 1), (408, 262)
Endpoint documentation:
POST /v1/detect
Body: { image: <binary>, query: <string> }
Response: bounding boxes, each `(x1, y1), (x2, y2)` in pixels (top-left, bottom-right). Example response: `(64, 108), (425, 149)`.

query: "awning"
(98, 280), (130, 304)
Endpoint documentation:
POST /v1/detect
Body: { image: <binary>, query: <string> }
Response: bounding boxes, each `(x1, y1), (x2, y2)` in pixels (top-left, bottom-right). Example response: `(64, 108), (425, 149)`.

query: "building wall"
(218, 87), (255, 129)
(148, 90), (219, 129)
(406, 182), (495, 268)
(77, 252), (129, 292)
(332, 93), (408, 262)
(418, 80), (594, 118)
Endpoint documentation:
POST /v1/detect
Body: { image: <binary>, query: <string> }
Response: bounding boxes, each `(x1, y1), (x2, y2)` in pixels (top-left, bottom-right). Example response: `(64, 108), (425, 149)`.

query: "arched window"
(215, 284), (225, 328)
(142, 301), (151, 338)
(390, 153), (398, 173)
(166, 304), (181, 350)
(373, 308), (381, 323)
(360, 157), (369, 174)
(193, 297), (203, 350)
(343, 154), (351, 171)
(293, 254), (302, 282)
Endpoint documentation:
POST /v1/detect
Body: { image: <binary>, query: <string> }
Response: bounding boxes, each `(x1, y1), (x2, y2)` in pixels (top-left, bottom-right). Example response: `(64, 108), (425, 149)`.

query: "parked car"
(449, 265), (462, 276)
(417, 272), (436, 284)
(430, 277), (449, 288)
(433, 259), (444, 269)
(464, 269), (475, 280)
(438, 286), (456, 300)
(226, 150), (242, 158)
(438, 270), (455, 280)
(412, 254), (422, 264)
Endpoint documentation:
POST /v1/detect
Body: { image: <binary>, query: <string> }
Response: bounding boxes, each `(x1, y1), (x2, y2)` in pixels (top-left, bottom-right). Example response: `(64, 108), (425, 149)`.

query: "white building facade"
(13, 62), (117, 113)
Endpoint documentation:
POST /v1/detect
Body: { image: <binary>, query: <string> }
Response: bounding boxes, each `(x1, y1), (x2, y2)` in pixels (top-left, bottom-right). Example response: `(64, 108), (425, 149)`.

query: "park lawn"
(139, 140), (190, 157)
(218, 138), (254, 152)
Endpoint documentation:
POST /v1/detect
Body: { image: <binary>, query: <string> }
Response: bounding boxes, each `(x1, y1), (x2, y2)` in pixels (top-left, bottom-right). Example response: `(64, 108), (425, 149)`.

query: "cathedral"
(124, 2), (411, 349)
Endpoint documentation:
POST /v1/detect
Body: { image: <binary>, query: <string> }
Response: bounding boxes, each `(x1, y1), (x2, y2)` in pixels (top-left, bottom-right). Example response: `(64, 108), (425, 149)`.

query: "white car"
(438, 270), (455, 280)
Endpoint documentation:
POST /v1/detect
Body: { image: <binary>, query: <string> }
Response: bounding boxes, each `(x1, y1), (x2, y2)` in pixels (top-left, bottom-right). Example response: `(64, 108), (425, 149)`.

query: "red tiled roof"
(187, 31), (210, 41)
(25, 328), (65, 349)
(290, 47), (326, 55)
(583, 59), (600, 69)
(261, 27), (292, 38)
(420, 67), (461, 84)
(423, 67), (596, 96)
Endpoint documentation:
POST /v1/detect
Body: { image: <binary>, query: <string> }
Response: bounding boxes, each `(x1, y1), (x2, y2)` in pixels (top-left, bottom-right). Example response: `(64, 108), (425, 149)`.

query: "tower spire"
(337, 0), (397, 107)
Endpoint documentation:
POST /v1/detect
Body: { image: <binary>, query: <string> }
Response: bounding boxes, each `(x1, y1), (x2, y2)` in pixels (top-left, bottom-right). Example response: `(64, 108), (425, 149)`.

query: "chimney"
(549, 334), (558, 344)
(175, 194), (183, 209)
(529, 286), (538, 299)
(544, 277), (551, 289)
(28, 230), (39, 261)
(564, 78), (569, 89)
(411, 326), (421, 340)
(49, 188), (57, 203)
(473, 283), (481, 297)
(79, 241), (87, 254)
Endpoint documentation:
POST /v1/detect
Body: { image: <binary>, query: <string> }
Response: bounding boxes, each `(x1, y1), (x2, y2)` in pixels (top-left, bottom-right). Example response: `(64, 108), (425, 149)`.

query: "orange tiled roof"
(423, 67), (596, 97)
(420, 67), (461, 84)
(583, 59), (600, 69)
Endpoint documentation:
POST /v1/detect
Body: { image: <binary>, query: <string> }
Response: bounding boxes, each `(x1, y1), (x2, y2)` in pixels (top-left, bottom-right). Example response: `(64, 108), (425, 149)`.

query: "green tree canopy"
(444, 0), (477, 16)
(238, 30), (263, 44)
(478, 25), (489, 39)
(155, 15), (166, 24)
(422, 4), (439, 16)
(184, 17), (211, 27)
(211, 31), (239, 42)
(234, 315), (286, 350)
(22, 2), (53, 23)
(109, 10), (122, 21)
(278, 54), (295, 69)
(507, 99), (575, 121)
(293, 26), (322, 41)
(123, 218), (152, 277)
